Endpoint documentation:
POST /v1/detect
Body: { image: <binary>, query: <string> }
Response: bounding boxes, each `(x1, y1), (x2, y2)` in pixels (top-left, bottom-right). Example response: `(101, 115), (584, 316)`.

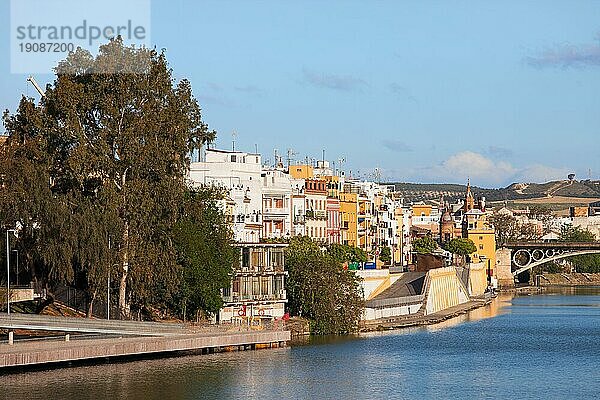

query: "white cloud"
(402, 151), (571, 187)
(514, 164), (573, 183)
(441, 151), (516, 184)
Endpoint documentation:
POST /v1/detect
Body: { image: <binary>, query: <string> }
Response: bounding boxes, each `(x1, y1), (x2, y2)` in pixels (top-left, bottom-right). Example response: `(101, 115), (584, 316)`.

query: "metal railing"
(223, 293), (286, 303)
(365, 294), (425, 309)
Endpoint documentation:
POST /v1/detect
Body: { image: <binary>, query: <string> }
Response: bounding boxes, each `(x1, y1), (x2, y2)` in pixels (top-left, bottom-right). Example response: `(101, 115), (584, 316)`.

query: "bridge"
(501, 242), (600, 278)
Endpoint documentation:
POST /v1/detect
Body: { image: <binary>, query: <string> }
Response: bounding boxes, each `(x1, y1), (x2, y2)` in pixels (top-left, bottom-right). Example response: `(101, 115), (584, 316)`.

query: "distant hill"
(389, 180), (600, 203)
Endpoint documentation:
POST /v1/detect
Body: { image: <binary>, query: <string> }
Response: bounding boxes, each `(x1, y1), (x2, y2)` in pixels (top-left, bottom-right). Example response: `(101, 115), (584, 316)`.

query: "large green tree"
(1, 38), (216, 318)
(173, 188), (237, 320)
(286, 237), (364, 334)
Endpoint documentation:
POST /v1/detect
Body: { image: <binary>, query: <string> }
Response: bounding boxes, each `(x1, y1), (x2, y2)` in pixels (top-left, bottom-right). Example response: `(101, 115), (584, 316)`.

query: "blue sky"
(2, 0), (600, 187)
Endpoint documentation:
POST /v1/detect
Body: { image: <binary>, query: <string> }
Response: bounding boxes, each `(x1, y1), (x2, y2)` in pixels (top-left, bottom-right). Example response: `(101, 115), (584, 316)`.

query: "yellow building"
(463, 209), (496, 276)
(339, 192), (359, 247)
(393, 206), (404, 264)
(358, 195), (373, 254)
(412, 203), (432, 217)
(289, 165), (314, 179)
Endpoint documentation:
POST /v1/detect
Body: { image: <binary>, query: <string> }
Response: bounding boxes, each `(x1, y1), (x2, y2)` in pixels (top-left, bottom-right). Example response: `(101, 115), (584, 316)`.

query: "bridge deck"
(505, 242), (600, 249)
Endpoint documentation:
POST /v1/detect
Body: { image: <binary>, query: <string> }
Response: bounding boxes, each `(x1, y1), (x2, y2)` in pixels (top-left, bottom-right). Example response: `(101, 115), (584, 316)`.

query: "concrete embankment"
(359, 264), (494, 332)
(361, 298), (492, 332)
(0, 328), (290, 371)
(537, 273), (600, 286)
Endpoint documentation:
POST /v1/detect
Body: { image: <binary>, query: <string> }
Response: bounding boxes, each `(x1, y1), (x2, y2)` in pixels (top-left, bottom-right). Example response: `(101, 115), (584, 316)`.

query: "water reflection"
(2, 287), (600, 400)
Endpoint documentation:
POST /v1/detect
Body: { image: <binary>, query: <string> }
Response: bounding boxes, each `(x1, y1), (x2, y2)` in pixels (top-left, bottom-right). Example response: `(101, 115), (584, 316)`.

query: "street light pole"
(6, 229), (15, 315)
(12, 250), (18, 286)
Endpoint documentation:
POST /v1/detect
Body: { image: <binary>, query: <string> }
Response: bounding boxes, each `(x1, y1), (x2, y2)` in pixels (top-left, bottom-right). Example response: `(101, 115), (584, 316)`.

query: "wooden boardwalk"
(0, 314), (290, 371)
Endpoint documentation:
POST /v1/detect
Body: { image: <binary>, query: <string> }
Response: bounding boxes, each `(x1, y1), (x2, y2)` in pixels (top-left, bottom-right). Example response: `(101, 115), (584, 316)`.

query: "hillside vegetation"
(391, 180), (600, 202)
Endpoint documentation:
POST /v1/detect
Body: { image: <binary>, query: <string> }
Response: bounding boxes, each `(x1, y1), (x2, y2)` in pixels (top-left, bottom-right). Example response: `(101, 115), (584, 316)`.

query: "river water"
(2, 287), (600, 400)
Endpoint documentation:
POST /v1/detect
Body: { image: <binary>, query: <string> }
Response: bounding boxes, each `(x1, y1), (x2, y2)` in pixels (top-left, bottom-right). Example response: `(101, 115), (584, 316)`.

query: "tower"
(464, 178), (475, 212)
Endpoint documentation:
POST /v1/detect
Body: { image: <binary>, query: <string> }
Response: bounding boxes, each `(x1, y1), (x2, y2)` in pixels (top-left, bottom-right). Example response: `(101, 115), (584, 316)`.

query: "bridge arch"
(512, 249), (600, 276)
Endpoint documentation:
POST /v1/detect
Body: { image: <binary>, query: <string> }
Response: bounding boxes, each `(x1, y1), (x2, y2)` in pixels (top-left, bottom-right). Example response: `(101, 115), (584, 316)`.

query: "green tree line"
(285, 237), (365, 334)
(0, 39), (233, 320)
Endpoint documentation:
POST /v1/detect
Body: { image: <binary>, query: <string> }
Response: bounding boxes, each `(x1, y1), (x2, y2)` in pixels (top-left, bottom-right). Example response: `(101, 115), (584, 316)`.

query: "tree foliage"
(285, 237), (364, 334)
(326, 243), (368, 264)
(444, 238), (477, 256)
(378, 246), (392, 264)
(1, 38), (222, 318)
(412, 236), (438, 254)
(559, 225), (600, 273)
(489, 212), (541, 245)
(173, 188), (237, 319)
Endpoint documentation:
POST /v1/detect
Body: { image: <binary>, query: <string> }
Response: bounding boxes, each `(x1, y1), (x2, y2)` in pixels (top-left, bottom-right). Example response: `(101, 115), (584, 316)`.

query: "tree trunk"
(87, 288), (97, 318)
(119, 220), (130, 319)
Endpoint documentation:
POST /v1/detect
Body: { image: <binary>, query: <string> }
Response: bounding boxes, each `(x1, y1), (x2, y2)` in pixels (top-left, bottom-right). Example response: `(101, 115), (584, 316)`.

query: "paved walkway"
(361, 299), (491, 331)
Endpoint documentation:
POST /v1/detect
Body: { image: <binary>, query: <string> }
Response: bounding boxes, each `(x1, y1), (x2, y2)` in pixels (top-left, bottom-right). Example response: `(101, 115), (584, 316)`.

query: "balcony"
(239, 265), (285, 274)
(222, 291), (287, 303)
(263, 207), (290, 216)
(306, 209), (327, 220)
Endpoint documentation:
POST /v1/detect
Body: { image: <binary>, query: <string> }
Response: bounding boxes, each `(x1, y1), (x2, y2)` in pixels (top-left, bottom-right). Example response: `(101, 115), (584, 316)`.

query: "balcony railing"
(263, 207), (290, 215)
(223, 292), (287, 303)
(238, 265), (285, 273)
(306, 210), (327, 220)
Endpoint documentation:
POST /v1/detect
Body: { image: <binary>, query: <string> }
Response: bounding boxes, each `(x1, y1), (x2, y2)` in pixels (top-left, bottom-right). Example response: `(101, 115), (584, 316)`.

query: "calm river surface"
(2, 287), (600, 400)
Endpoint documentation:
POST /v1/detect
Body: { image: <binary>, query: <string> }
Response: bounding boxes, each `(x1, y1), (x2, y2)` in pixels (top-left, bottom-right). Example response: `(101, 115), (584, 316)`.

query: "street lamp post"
(12, 250), (18, 286)
(6, 229), (16, 315)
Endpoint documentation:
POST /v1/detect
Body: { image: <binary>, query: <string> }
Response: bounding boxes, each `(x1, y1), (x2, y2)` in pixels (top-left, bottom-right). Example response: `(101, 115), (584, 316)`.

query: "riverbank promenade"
(0, 314), (290, 371)
(361, 298), (491, 331)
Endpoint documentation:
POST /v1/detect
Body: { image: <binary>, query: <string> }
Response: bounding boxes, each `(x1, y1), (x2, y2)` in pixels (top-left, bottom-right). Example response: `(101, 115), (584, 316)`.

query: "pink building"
(326, 197), (341, 244)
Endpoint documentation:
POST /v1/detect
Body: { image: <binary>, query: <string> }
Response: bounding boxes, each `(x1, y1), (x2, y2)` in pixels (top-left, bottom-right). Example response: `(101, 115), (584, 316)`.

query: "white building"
(219, 243), (288, 322)
(189, 148), (263, 243)
(261, 168), (293, 240)
(291, 179), (307, 237)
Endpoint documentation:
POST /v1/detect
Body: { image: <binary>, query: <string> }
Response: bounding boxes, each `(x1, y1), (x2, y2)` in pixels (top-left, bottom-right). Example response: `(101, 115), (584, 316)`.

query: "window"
(479, 244), (484, 250)
(231, 155), (236, 162)
(241, 277), (251, 296)
(274, 276), (283, 295)
(242, 248), (250, 269)
(251, 249), (264, 268)
(271, 250), (284, 268)
(253, 277), (260, 296)
(261, 277), (270, 296)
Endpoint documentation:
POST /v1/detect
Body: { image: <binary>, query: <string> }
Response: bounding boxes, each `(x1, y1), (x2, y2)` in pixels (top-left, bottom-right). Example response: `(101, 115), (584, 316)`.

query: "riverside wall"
(423, 267), (470, 316)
